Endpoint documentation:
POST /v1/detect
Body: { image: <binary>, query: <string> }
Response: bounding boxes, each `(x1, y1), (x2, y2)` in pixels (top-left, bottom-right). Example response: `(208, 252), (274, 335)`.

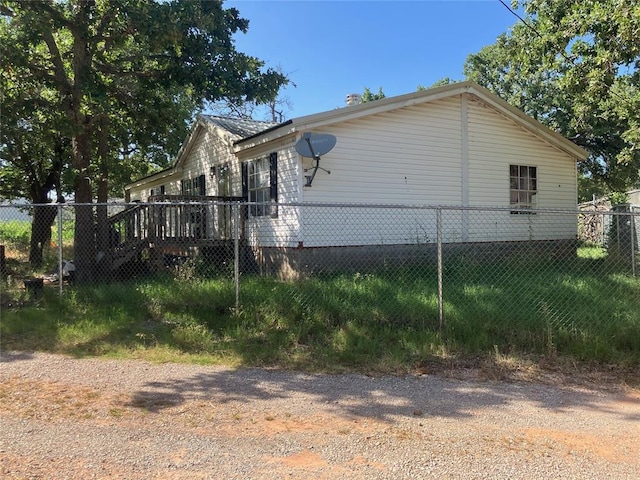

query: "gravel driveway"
(1, 351), (639, 479)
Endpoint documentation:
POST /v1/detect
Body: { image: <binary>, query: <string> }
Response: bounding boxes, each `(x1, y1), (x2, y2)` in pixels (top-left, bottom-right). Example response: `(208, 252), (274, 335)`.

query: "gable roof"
(125, 115), (277, 190)
(199, 115), (277, 138)
(235, 81), (589, 160)
(172, 115), (277, 170)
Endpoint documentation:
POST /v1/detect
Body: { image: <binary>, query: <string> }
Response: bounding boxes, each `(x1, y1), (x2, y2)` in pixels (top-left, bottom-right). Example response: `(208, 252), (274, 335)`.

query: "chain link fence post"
(437, 207), (444, 336)
(233, 202), (240, 310)
(631, 210), (636, 277)
(57, 204), (63, 295)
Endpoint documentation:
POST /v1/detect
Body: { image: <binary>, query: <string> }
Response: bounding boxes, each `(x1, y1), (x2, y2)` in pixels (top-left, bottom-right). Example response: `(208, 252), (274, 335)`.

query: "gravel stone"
(1, 351), (639, 479)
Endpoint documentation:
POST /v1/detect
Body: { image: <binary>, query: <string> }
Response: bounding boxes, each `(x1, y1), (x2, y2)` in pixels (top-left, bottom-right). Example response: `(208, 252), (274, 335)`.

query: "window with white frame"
(245, 152), (277, 217)
(510, 165), (537, 213)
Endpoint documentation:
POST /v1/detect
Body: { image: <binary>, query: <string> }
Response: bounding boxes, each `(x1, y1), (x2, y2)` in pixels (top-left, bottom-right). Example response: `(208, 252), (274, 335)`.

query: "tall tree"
(464, 0), (640, 201)
(1, 0), (287, 282)
(0, 38), (71, 267)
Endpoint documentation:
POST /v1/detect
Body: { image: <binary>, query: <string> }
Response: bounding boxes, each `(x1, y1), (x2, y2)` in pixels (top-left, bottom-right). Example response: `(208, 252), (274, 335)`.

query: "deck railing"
(108, 196), (244, 248)
(146, 195), (243, 244)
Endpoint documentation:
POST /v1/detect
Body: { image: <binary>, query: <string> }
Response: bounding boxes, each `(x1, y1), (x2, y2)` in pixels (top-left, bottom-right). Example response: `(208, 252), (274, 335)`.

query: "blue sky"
(226, 0), (519, 119)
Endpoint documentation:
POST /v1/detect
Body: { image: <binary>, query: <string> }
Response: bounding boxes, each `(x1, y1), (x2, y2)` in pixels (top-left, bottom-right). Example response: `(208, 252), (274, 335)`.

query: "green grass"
(0, 218), (74, 247)
(2, 248), (639, 375)
(0, 219), (75, 277)
(0, 220), (32, 249)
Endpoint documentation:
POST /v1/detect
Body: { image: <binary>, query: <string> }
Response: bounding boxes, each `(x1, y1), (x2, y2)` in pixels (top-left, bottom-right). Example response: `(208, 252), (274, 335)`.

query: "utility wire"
(497, 0), (630, 107)
(497, 0), (574, 64)
(498, 0), (543, 41)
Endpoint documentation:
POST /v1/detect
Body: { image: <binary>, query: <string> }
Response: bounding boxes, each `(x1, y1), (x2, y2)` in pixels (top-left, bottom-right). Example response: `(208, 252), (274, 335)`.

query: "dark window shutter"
(241, 162), (248, 200)
(241, 162), (249, 219)
(269, 152), (278, 218)
(198, 174), (206, 196)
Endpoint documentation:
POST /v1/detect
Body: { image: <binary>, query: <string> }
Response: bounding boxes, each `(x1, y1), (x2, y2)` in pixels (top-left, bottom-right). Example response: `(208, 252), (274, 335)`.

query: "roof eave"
(124, 167), (180, 190)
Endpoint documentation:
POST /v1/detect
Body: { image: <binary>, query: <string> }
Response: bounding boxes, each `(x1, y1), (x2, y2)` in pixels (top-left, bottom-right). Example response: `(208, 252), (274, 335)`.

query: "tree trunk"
(29, 203), (57, 269)
(70, 4), (96, 284)
(95, 115), (110, 278)
(27, 137), (67, 269)
(72, 128), (96, 283)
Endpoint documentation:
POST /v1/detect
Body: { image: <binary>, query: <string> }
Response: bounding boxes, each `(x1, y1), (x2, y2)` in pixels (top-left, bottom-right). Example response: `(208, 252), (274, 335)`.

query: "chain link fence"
(1, 201), (639, 349)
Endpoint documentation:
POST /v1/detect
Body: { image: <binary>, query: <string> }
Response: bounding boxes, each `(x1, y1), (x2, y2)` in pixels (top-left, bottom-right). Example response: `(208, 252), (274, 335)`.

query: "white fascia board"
(173, 123), (204, 169)
(124, 168), (180, 190)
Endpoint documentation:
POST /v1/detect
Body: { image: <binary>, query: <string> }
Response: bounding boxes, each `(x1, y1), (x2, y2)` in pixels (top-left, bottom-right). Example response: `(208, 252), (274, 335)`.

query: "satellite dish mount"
(295, 133), (337, 187)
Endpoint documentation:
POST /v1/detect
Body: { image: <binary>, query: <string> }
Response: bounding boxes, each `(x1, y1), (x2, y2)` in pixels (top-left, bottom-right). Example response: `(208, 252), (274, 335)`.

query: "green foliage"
(1, 1), (288, 280)
(418, 77), (457, 90)
(361, 87), (386, 103)
(0, 220), (31, 248)
(1, 0), (288, 199)
(609, 191), (630, 205)
(464, 0), (640, 200)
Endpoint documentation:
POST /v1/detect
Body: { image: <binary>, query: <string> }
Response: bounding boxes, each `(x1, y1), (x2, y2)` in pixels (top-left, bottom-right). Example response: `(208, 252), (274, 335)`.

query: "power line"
(497, 0), (574, 64)
(497, 0), (631, 107)
(498, 0), (543, 41)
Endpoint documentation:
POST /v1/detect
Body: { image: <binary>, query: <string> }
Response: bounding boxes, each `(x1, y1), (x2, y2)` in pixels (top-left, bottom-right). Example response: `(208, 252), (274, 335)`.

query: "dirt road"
(1, 351), (639, 479)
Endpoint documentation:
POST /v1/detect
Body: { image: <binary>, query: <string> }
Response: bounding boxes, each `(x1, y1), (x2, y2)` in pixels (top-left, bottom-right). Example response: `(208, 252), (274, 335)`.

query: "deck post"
(0, 245), (5, 279)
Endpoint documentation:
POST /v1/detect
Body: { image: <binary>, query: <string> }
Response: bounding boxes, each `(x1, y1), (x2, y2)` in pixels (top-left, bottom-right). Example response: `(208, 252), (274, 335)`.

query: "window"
(181, 175), (205, 196)
(150, 185), (165, 197)
(510, 165), (537, 213)
(243, 152), (277, 217)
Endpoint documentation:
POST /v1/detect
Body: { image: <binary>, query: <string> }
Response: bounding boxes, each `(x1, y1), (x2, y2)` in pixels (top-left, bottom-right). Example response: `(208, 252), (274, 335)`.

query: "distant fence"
(1, 201), (638, 335)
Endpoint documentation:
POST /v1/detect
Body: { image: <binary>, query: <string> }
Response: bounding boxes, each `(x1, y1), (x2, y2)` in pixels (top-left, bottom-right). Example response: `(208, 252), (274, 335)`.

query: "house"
(124, 81), (588, 277)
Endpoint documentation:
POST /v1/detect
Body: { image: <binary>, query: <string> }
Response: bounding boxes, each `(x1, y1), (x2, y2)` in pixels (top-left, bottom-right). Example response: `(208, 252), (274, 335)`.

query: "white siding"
(130, 89), (581, 249)
(301, 97), (463, 205)
(127, 172), (180, 202)
(127, 127), (234, 201)
(466, 97), (578, 241)
(180, 127), (238, 196)
(301, 97), (463, 247)
(243, 142), (302, 248)
(294, 95), (578, 247)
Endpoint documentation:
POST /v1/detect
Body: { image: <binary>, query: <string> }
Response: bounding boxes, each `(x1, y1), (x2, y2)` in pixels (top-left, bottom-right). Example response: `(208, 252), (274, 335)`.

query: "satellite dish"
(295, 133), (337, 187)
(295, 133), (337, 158)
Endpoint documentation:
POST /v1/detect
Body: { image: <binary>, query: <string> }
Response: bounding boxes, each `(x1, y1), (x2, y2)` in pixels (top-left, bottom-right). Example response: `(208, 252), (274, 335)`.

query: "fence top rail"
(2, 201), (639, 217)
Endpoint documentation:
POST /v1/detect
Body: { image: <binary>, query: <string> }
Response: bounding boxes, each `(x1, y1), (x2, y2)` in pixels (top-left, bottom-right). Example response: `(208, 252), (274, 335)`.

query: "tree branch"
(37, 0), (75, 30)
(40, 29), (73, 97)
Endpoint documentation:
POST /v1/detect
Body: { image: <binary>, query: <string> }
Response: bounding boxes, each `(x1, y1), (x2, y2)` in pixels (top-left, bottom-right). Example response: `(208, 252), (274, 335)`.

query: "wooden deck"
(106, 196), (244, 269)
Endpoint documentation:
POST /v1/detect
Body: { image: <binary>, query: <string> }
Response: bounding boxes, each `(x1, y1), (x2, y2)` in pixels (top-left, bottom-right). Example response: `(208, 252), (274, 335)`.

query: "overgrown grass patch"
(1, 250), (639, 374)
